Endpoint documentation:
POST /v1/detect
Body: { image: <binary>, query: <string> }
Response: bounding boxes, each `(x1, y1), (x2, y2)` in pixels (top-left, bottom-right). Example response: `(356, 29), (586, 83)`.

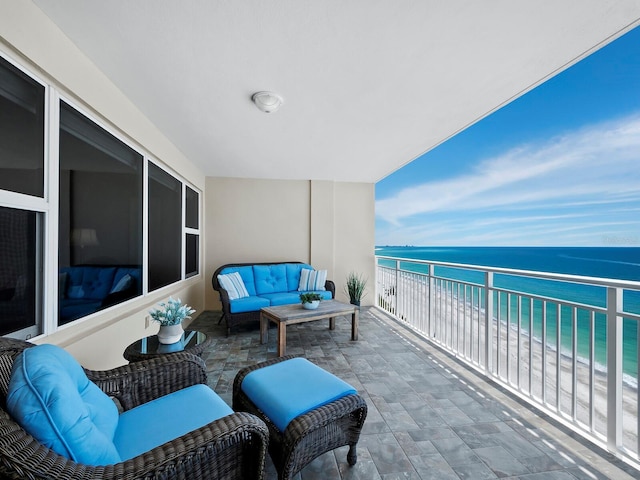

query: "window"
(185, 185), (199, 278)
(0, 55), (45, 339)
(0, 207), (42, 338)
(0, 53), (200, 336)
(0, 56), (45, 198)
(148, 162), (182, 291)
(58, 101), (143, 325)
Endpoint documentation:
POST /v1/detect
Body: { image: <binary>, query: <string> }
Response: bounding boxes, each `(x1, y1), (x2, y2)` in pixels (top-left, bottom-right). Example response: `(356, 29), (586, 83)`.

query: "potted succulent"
(149, 297), (196, 344)
(300, 292), (322, 310)
(344, 272), (367, 307)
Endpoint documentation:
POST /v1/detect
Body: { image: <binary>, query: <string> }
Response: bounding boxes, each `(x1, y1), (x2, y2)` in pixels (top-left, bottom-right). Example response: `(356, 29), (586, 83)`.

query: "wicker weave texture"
(233, 355), (367, 480)
(0, 337), (269, 480)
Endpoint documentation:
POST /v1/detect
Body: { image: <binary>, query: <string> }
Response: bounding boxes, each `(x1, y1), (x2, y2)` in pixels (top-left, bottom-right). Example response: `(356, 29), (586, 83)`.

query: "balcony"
(191, 306), (640, 479)
(376, 255), (640, 473)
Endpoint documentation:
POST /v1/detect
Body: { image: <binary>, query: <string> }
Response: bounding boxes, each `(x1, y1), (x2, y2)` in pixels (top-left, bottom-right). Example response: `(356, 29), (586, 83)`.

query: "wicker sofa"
(212, 262), (335, 335)
(0, 337), (269, 480)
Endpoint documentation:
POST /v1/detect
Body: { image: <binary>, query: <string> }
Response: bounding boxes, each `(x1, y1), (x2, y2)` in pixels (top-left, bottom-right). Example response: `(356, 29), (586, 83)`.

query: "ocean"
(375, 246), (640, 380)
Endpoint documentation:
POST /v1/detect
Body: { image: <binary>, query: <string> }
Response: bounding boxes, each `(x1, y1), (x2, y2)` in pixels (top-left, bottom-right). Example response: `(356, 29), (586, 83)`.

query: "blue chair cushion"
(114, 384), (233, 461)
(241, 357), (356, 432)
(6, 344), (120, 466)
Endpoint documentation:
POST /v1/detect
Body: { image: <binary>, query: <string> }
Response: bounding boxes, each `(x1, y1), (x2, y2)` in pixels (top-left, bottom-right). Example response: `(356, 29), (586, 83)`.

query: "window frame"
(0, 49), (203, 339)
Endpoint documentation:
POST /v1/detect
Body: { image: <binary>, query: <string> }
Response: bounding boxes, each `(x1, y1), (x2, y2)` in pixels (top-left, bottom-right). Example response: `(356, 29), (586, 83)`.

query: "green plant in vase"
(300, 292), (322, 310)
(344, 272), (367, 306)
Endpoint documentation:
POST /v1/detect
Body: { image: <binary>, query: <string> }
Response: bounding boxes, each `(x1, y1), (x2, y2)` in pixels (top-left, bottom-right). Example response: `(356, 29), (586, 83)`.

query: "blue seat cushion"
(261, 291), (331, 307)
(259, 292), (305, 306)
(229, 295), (270, 313)
(6, 344), (120, 466)
(114, 384), (233, 461)
(241, 357), (356, 432)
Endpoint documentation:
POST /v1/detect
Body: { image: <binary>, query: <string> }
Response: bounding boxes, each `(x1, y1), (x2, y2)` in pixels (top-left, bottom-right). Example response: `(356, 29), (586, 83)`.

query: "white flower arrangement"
(149, 297), (196, 326)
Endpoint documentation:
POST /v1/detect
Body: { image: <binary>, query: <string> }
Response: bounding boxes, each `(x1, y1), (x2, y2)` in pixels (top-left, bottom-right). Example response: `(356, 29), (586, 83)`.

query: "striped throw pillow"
(297, 269), (327, 291)
(218, 272), (250, 300)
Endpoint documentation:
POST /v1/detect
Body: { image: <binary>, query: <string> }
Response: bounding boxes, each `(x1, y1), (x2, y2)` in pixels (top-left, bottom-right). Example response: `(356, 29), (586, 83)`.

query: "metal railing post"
(427, 263), (434, 337)
(484, 271), (494, 373)
(606, 286), (623, 452)
(394, 260), (400, 316)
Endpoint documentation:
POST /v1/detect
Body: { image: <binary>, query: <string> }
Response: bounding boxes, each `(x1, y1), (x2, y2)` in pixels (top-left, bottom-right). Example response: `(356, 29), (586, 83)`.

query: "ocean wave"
(558, 253), (640, 268)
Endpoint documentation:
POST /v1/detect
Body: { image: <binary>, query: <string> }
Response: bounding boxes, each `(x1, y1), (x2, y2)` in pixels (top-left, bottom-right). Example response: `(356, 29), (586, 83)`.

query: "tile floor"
(188, 308), (639, 480)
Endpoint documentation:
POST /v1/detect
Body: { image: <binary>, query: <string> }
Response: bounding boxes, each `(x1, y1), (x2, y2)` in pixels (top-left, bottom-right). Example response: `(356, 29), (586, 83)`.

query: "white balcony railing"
(375, 255), (640, 468)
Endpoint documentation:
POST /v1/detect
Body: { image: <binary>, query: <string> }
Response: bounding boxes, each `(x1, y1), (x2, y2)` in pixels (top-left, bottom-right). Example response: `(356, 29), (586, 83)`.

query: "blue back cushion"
(253, 264), (288, 295)
(6, 345), (120, 465)
(241, 357), (357, 431)
(62, 267), (117, 300)
(220, 265), (257, 296)
(285, 263), (313, 292)
(112, 267), (141, 293)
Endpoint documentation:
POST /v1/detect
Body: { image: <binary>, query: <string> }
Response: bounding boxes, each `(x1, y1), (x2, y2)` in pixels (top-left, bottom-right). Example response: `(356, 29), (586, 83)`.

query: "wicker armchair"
(0, 337), (269, 480)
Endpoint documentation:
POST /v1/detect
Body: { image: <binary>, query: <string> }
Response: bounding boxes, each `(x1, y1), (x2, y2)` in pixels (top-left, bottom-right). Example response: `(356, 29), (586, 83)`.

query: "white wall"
(205, 177), (375, 310)
(0, 1), (207, 369)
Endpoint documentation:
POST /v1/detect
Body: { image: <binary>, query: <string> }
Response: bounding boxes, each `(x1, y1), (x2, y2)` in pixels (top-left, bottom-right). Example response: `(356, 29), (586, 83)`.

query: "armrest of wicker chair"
(0, 408), (269, 480)
(86, 352), (207, 411)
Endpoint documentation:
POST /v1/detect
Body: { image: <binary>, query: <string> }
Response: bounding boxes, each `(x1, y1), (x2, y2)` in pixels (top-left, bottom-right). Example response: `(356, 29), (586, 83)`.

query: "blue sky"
(376, 26), (640, 247)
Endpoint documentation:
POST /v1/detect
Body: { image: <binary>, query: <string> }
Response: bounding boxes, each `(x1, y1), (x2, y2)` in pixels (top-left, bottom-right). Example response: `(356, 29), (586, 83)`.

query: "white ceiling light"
(252, 91), (284, 113)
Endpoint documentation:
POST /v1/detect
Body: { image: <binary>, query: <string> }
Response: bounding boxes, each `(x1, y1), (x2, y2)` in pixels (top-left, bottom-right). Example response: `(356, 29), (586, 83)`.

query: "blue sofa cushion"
(259, 292), (305, 307)
(220, 266), (257, 296)
(64, 266), (117, 301)
(261, 291), (331, 307)
(253, 264), (288, 295)
(241, 357), (356, 432)
(114, 384), (233, 461)
(109, 274), (133, 294)
(229, 295), (270, 313)
(6, 345), (120, 466)
(218, 272), (250, 300)
(285, 263), (313, 292)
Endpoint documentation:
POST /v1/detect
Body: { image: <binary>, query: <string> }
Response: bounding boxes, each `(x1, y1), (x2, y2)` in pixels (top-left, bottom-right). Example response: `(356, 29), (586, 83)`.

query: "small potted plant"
(300, 292), (322, 310)
(344, 272), (367, 307)
(149, 297), (196, 344)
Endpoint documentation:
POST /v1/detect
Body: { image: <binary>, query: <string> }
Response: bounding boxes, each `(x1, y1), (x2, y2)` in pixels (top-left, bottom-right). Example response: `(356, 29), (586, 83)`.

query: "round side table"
(123, 330), (211, 362)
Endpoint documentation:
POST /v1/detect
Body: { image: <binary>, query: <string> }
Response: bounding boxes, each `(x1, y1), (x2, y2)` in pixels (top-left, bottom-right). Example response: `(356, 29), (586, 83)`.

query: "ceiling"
(32, 1), (640, 183)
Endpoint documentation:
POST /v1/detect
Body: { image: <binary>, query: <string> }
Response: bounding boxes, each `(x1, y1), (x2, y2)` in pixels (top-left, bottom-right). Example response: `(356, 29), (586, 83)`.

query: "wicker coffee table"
(260, 300), (358, 357)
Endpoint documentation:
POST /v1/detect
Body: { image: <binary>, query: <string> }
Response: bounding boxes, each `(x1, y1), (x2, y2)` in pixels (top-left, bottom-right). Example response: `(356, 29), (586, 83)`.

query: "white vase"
(157, 323), (184, 344)
(302, 300), (320, 310)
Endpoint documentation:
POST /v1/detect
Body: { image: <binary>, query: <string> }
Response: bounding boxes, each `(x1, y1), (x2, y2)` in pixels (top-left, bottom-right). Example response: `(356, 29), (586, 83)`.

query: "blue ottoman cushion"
(241, 357), (356, 432)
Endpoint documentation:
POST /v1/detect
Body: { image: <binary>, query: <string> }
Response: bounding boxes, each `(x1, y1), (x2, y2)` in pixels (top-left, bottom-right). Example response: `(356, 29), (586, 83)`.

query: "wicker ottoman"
(233, 356), (367, 480)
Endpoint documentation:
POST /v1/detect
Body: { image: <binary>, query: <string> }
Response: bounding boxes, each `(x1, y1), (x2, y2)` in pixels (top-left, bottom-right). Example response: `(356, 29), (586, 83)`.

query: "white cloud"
(376, 114), (640, 228)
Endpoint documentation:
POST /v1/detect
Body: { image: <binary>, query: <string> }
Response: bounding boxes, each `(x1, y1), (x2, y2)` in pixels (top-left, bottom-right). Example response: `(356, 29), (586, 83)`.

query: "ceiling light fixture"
(251, 91), (284, 113)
